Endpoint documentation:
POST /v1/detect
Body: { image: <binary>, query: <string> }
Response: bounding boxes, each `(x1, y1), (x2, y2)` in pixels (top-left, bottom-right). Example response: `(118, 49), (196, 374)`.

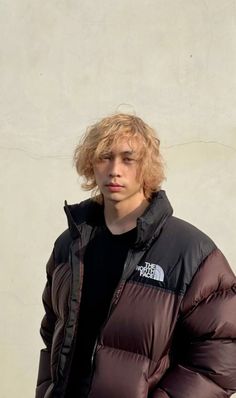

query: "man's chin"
(103, 193), (123, 203)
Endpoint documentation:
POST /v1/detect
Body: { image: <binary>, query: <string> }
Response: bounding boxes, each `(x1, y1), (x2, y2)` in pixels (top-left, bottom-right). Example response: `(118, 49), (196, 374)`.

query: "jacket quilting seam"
(127, 279), (185, 296)
(98, 343), (157, 364)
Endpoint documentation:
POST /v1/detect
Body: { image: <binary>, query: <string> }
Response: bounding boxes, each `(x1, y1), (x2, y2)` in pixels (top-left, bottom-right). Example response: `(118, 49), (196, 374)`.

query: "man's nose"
(109, 158), (121, 177)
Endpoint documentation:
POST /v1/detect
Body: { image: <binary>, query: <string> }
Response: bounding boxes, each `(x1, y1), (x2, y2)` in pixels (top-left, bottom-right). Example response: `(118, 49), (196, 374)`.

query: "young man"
(36, 114), (236, 398)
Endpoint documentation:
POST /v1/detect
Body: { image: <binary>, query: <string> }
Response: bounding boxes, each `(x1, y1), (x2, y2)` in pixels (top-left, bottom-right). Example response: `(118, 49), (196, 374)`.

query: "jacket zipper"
(87, 249), (134, 394)
(89, 279), (125, 366)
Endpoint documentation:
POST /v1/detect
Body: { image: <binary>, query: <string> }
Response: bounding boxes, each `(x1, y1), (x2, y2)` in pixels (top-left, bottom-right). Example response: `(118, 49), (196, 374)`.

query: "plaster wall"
(0, 1), (235, 397)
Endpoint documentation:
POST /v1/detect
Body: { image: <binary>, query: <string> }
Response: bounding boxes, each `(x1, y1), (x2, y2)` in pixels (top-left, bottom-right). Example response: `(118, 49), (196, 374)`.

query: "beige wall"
(1, 1), (235, 397)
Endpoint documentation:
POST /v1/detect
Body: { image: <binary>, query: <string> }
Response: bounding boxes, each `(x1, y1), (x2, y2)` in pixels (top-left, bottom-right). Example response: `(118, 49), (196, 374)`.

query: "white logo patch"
(136, 262), (164, 282)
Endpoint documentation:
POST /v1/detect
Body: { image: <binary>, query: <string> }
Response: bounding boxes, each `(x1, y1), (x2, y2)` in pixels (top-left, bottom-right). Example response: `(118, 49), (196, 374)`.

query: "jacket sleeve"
(151, 249), (236, 398)
(35, 250), (57, 398)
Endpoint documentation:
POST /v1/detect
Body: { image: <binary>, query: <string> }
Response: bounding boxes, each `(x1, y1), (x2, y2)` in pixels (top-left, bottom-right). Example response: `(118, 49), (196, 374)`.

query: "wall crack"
(164, 140), (236, 152)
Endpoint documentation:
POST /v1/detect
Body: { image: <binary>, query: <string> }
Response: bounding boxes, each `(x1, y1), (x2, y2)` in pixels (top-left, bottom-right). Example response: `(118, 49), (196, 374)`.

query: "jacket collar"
(135, 190), (173, 249)
(64, 190), (173, 248)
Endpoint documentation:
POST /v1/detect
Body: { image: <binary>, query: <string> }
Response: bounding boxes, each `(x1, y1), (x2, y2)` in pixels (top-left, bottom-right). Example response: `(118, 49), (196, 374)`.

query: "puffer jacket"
(36, 190), (236, 398)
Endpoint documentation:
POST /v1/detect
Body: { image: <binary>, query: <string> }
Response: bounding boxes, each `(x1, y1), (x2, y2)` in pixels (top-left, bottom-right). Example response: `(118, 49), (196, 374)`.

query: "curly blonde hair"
(74, 113), (165, 200)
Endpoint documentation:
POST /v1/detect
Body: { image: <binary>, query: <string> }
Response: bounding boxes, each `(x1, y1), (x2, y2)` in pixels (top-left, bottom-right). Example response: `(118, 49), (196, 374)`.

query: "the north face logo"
(136, 262), (164, 282)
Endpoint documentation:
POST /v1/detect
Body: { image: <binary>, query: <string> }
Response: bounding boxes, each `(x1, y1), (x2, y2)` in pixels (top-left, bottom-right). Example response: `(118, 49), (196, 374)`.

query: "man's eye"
(100, 154), (111, 160)
(124, 157), (135, 162)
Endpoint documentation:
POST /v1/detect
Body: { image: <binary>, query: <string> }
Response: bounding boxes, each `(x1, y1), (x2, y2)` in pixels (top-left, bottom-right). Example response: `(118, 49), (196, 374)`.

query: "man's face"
(93, 137), (145, 206)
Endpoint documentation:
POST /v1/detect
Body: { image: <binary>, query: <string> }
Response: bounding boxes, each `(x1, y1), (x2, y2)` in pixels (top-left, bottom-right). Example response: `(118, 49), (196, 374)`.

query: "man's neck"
(104, 197), (149, 235)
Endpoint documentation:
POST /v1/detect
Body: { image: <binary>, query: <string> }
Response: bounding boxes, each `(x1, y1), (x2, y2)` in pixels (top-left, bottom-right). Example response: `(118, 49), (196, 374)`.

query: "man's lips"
(105, 183), (124, 191)
(106, 183), (123, 187)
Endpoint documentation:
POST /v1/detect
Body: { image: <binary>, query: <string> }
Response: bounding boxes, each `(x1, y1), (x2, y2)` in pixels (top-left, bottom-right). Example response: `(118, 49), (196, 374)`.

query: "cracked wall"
(0, 1), (236, 397)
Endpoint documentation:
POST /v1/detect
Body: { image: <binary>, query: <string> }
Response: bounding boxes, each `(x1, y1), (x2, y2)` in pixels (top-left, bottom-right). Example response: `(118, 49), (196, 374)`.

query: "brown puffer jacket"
(36, 191), (236, 398)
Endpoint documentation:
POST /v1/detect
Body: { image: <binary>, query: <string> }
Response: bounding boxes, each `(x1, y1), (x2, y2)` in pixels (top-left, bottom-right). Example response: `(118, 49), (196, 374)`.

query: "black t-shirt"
(65, 225), (137, 397)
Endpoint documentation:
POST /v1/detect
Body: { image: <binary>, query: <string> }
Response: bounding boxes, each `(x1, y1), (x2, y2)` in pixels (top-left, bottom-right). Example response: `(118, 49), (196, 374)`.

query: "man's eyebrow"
(104, 149), (137, 156)
(121, 150), (136, 155)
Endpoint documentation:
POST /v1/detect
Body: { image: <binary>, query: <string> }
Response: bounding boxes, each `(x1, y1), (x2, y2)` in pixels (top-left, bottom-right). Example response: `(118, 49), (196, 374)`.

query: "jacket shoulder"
(149, 216), (219, 294)
(165, 216), (217, 261)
